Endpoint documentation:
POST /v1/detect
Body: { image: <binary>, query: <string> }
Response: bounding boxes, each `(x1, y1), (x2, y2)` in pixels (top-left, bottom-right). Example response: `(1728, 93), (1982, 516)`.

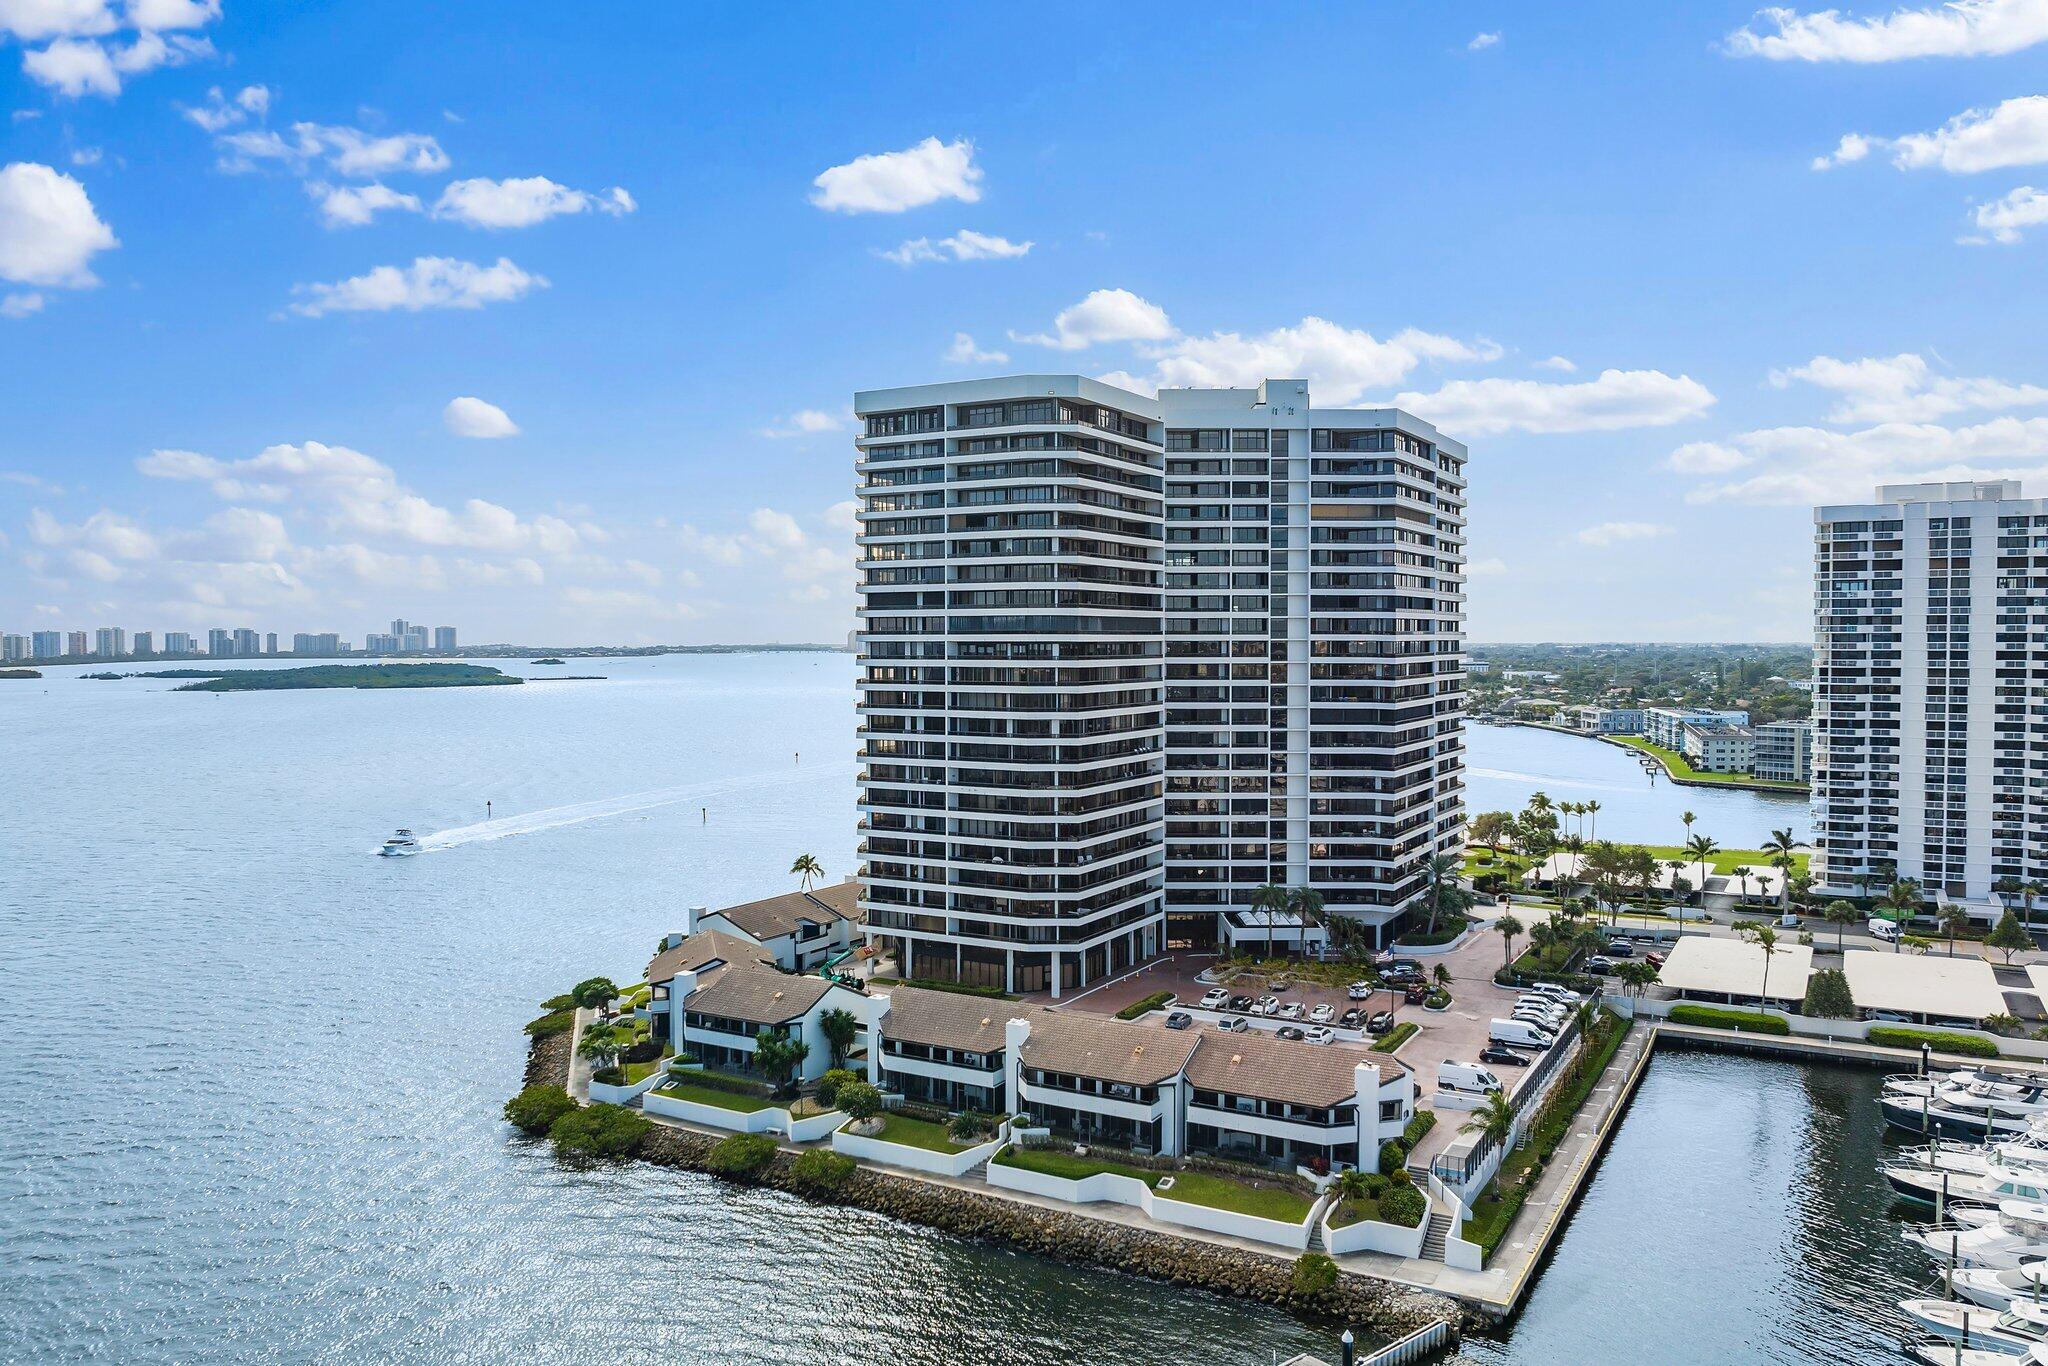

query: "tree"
(1995, 876), (2025, 918)
(836, 1079), (883, 1121)
(576, 1022), (626, 1073)
(1731, 865), (1754, 906)
(1423, 852), (1464, 937)
(1824, 899), (1860, 955)
(1736, 920), (1780, 1006)
(1469, 810), (1512, 857)
(1878, 878), (1924, 954)
(1613, 960), (1658, 999)
(1288, 885), (1328, 948)
(1332, 1167), (1374, 1205)
(790, 853), (824, 892)
(815, 1067), (858, 1107)
(548, 1103), (652, 1163)
(754, 1029), (811, 1096)
(571, 976), (619, 1010)
(1459, 1090), (1516, 1151)
(1764, 827), (1799, 876)
(1684, 834), (1719, 876)
(1494, 912), (1524, 967)
(504, 1083), (578, 1136)
(1802, 968), (1856, 1019)
(1680, 810), (1697, 864)
(819, 1007), (859, 1068)
(1988, 909), (2033, 965)
(1940, 904), (1972, 958)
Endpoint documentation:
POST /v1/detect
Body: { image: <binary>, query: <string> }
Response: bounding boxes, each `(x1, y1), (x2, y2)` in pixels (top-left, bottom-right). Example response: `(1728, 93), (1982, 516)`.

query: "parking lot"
(1048, 913), (1593, 1168)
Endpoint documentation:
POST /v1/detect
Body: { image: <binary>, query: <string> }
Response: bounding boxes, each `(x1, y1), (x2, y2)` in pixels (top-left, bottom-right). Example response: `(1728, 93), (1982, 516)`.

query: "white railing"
(1358, 1319), (1456, 1366)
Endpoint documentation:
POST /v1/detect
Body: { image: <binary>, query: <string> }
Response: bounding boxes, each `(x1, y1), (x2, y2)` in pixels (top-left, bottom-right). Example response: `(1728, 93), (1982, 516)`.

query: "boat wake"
(405, 761), (858, 852)
(1467, 766), (1640, 793)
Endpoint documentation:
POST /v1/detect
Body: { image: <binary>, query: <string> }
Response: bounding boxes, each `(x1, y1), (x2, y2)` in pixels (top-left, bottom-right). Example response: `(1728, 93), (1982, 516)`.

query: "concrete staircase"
(1419, 1208), (1453, 1262)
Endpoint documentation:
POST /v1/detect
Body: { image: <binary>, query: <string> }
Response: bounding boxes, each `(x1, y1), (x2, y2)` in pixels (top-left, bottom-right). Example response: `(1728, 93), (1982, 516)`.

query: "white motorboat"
(378, 828), (420, 857)
(1886, 1082), (2048, 1142)
(1888, 1163), (2048, 1210)
(1953, 1262), (2048, 1312)
(1909, 1202), (2048, 1270)
(1899, 1296), (2048, 1354)
(1894, 1132), (2048, 1183)
(1904, 1336), (2047, 1365)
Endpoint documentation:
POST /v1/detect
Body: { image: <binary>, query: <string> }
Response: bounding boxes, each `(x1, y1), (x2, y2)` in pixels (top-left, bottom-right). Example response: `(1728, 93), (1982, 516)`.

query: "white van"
(1490, 1018), (1556, 1050)
(1868, 916), (1902, 942)
(1438, 1061), (1503, 1096)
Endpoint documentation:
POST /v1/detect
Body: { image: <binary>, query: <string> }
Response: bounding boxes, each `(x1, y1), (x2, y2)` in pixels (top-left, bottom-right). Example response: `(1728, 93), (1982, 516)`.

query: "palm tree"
(2027, 883), (2046, 935)
(819, 1007), (859, 1067)
(577, 1022), (626, 1074)
(1940, 904), (1971, 958)
(1763, 827), (1798, 873)
(1250, 882), (1290, 957)
(1333, 1167), (1374, 1207)
(1494, 912), (1525, 967)
(1732, 865), (1754, 907)
(1879, 878), (1924, 954)
(1680, 810), (1697, 863)
(1825, 898), (1859, 955)
(1737, 920), (1780, 1007)
(1460, 1090), (1517, 1153)
(790, 853), (825, 892)
(1585, 799), (1601, 842)
(1424, 852), (1464, 937)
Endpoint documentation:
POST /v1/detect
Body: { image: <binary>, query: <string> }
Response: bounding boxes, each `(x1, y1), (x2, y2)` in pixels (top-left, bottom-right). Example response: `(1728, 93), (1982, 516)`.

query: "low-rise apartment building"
(683, 880), (865, 972)
(1567, 706), (1644, 735)
(1643, 706), (1750, 750)
(1752, 720), (1813, 784)
(642, 929), (864, 1085)
(1680, 722), (1754, 774)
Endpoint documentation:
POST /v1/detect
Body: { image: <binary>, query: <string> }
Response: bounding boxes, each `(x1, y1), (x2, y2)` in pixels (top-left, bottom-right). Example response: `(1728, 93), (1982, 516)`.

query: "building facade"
(94, 627), (127, 658)
(1, 634), (25, 662)
(131, 631), (153, 656)
(1680, 722), (1754, 773)
(1813, 481), (2048, 908)
(31, 631), (63, 659)
(1643, 706), (1750, 750)
(1752, 719), (1812, 784)
(853, 375), (1466, 991)
(433, 626), (458, 651)
(163, 632), (196, 655)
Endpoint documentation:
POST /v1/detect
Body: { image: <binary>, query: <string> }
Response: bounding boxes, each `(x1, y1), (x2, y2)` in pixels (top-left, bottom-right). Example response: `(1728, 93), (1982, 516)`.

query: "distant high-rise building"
(131, 631), (153, 656)
(67, 631), (88, 657)
(432, 626), (457, 651)
(208, 628), (232, 656)
(1813, 481), (2048, 909)
(366, 633), (400, 653)
(390, 618), (411, 640)
(94, 627), (127, 658)
(294, 632), (343, 655)
(32, 631), (63, 659)
(2, 634), (27, 662)
(232, 628), (259, 656)
(264, 632), (278, 655)
(163, 632), (196, 655)
(401, 626), (428, 652)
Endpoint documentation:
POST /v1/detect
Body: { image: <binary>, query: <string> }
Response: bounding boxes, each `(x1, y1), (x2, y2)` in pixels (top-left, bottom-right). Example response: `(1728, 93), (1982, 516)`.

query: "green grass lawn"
(1610, 736), (1806, 791)
(867, 1113), (973, 1153)
(1467, 842), (1808, 881)
(621, 1046), (674, 1085)
(993, 1145), (1161, 1183)
(650, 1078), (775, 1113)
(1152, 1171), (1314, 1223)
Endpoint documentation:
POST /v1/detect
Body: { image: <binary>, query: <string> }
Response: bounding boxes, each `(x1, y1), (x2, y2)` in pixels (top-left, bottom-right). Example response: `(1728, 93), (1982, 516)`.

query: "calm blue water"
(1466, 723), (1811, 847)
(0, 659), (1875, 1363)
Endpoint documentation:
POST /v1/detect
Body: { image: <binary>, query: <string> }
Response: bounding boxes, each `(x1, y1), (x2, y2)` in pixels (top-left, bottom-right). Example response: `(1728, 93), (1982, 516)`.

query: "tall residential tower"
(1813, 481), (2048, 911)
(853, 376), (1467, 994)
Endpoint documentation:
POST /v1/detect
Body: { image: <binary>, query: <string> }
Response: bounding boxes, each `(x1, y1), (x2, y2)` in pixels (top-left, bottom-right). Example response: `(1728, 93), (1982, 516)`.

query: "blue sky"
(5, 0), (2048, 645)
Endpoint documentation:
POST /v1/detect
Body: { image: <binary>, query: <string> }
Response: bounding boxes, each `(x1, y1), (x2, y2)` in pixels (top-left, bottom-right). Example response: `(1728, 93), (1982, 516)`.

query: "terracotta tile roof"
(705, 879), (861, 942)
(644, 929), (771, 985)
(1018, 1010), (1200, 1088)
(879, 985), (1026, 1053)
(1185, 1033), (1398, 1109)
(682, 959), (847, 1027)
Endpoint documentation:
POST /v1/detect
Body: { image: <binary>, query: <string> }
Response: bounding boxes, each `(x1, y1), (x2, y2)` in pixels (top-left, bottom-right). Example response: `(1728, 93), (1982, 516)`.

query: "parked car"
(1228, 993), (1255, 1012)
(1347, 981), (1374, 1000)
(1368, 1010), (1397, 1034)
(1309, 1003), (1335, 1024)
(1255, 995), (1281, 1016)
(1217, 1015), (1250, 1033)
(1479, 1044), (1532, 1068)
(1276, 1025), (1306, 1042)
(1404, 983), (1429, 1004)
(1280, 1002), (1306, 1021)
(1199, 988), (1230, 1010)
(1524, 983), (1582, 1007)
(1269, 977), (1293, 993)
(1303, 1026), (1336, 1046)
(1604, 940), (1635, 958)
(1644, 951), (1666, 968)
(1165, 1011), (1192, 1031)
(1585, 955), (1619, 976)
(1338, 1008), (1364, 1030)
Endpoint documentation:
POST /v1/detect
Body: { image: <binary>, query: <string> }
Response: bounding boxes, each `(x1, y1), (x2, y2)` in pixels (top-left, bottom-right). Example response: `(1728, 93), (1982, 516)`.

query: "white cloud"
(0, 162), (116, 287)
(432, 176), (635, 229)
(29, 505), (159, 560)
(879, 228), (1032, 266)
(1014, 287), (1177, 351)
(1577, 521), (1672, 547)
(308, 181), (422, 228)
(1666, 441), (1754, 474)
(1, 289), (43, 317)
(1145, 319), (1502, 405)
(1680, 414), (2048, 504)
(1970, 183), (2048, 241)
(443, 396), (519, 439)
(824, 499), (860, 533)
(945, 331), (1008, 365)
(23, 27), (210, 98)
(760, 409), (850, 439)
(1393, 369), (1715, 434)
(0, 1), (118, 42)
(1771, 351), (2048, 422)
(1823, 96), (2048, 174)
(1468, 31), (1501, 50)
(1727, 0), (2048, 61)
(127, 0), (218, 31)
(810, 136), (982, 214)
(0, 469), (62, 491)
(1534, 355), (1577, 372)
(217, 122), (449, 178)
(288, 256), (545, 317)
(180, 82), (264, 131)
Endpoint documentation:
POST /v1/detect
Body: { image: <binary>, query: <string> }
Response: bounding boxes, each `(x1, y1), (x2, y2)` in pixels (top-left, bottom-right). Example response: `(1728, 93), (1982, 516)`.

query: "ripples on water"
(0, 657), (1336, 1364)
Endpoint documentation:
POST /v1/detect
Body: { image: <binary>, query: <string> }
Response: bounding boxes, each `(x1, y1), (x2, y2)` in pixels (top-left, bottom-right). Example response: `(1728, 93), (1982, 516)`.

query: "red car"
(1645, 951), (1666, 968)
(1403, 982), (1429, 1005)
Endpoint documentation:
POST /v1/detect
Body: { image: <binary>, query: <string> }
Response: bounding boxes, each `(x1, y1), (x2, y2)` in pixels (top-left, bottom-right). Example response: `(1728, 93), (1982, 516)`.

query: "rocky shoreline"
(519, 1031), (1468, 1338)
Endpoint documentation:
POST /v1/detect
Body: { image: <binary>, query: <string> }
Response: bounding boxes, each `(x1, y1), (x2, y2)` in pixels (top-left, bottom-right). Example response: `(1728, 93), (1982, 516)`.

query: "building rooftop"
(644, 929), (772, 984)
(682, 958), (846, 1027)
(879, 984), (1025, 1054)
(1017, 1010), (1200, 1088)
(707, 879), (862, 942)
(1658, 935), (1813, 1004)
(1184, 1032), (1395, 1109)
(1844, 950), (2006, 1023)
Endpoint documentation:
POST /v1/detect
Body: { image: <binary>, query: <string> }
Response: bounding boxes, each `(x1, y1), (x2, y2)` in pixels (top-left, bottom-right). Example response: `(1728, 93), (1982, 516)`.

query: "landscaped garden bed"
(866, 1112), (975, 1153)
(650, 1077), (776, 1113)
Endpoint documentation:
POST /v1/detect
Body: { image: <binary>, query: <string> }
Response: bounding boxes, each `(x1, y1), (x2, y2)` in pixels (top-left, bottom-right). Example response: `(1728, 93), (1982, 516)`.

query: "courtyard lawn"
(621, 1045), (674, 1085)
(1152, 1171), (1314, 1223)
(649, 1078), (775, 1113)
(992, 1145), (1158, 1184)
(868, 1113), (973, 1153)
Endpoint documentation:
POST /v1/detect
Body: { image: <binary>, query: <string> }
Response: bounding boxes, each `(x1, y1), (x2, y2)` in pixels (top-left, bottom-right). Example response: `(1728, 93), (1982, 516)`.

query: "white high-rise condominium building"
(163, 632), (196, 655)
(1813, 481), (2048, 911)
(852, 376), (1467, 995)
(1158, 381), (1467, 949)
(93, 627), (126, 658)
(854, 377), (1166, 997)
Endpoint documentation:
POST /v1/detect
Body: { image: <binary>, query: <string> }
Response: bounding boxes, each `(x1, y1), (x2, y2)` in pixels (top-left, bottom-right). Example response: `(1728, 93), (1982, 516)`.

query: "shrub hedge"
(503, 1083), (577, 1136)
(547, 1103), (650, 1162)
(1115, 991), (1174, 1020)
(1868, 1026), (1999, 1059)
(1378, 1182), (1427, 1228)
(1668, 1004), (1790, 1035)
(524, 1009), (576, 1039)
(705, 1133), (779, 1177)
(789, 1148), (856, 1193)
(1290, 1252), (1338, 1297)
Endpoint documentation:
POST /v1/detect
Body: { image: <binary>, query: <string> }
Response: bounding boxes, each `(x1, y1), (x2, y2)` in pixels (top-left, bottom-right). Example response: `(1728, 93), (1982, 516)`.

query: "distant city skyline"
(8, 5), (2048, 644)
(2, 615), (459, 660)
